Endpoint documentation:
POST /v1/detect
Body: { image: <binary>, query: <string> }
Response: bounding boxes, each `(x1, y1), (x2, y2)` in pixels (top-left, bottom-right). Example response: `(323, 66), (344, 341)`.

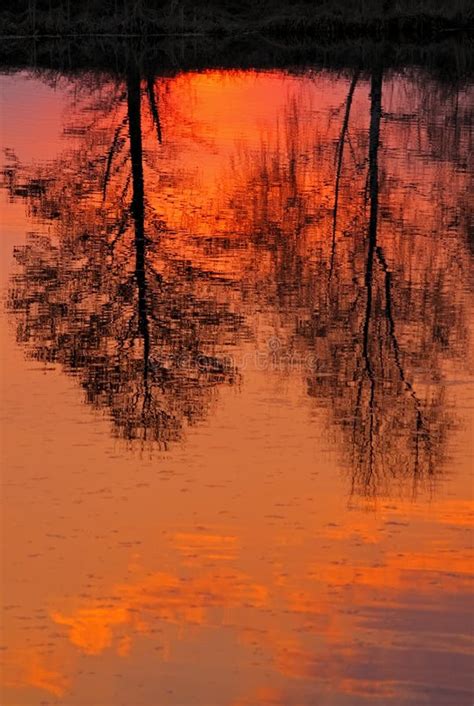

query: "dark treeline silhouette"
(1, 39), (472, 102)
(1, 0), (472, 38)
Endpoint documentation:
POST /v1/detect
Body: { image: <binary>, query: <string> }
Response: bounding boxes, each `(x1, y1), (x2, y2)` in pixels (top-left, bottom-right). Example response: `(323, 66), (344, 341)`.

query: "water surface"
(1, 65), (473, 706)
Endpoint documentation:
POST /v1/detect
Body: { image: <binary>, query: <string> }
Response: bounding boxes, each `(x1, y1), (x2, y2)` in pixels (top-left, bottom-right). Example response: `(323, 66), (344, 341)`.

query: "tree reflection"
(4, 65), (471, 492)
(303, 68), (470, 497)
(6, 62), (239, 447)
(224, 69), (470, 497)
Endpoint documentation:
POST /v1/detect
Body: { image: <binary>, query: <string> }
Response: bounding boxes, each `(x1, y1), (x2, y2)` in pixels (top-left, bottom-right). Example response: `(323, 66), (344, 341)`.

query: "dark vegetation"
(1, 2), (472, 79)
(1, 0), (472, 39)
(1, 4), (472, 81)
(1, 35), (472, 85)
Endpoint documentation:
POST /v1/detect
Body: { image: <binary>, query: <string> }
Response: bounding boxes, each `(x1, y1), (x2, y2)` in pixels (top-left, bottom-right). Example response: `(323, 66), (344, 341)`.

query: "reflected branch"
(146, 76), (163, 144)
(102, 114), (128, 202)
(329, 69), (360, 283)
(127, 64), (152, 422)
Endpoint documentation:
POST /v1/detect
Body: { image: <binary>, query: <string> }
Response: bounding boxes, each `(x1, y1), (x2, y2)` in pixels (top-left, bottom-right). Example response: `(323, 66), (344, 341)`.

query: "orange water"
(1, 68), (473, 706)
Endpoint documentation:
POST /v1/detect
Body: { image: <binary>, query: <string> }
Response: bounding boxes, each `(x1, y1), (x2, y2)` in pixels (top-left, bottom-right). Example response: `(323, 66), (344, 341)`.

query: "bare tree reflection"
(3, 66), (471, 489)
(305, 69), (469, 497)
(329, 68), (359, 282)
(6, 63), (239, 448)
(224, 71), (471, 497)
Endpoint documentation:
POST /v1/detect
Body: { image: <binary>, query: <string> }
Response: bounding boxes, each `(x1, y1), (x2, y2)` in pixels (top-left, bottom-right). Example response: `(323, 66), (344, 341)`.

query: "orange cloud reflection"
(51, 568), (268, 657)
(2, 648), (70, 698)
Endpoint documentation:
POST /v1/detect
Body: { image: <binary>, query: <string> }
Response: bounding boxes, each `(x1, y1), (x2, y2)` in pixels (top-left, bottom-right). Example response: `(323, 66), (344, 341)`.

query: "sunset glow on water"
(1, 66), (473, 706)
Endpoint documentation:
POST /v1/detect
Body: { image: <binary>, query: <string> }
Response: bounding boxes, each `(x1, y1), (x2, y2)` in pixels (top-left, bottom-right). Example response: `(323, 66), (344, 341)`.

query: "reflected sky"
(0, 66), (473, 706)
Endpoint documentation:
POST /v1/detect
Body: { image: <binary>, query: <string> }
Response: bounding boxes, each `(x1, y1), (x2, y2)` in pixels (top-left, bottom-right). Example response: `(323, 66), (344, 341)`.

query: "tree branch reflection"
(4, 65), (471, 492)
(6, 63), (239, 448)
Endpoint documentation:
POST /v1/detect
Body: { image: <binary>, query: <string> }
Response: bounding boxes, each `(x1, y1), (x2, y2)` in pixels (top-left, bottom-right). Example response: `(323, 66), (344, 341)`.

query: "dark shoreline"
(1, 34), (472, 84)
(1, 0), (472, 38)
(2, 1), (472, 79)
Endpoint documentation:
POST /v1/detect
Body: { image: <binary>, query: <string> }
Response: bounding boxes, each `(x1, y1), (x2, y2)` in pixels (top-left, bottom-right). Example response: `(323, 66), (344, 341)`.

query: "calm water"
(0, 66), (473, 706)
